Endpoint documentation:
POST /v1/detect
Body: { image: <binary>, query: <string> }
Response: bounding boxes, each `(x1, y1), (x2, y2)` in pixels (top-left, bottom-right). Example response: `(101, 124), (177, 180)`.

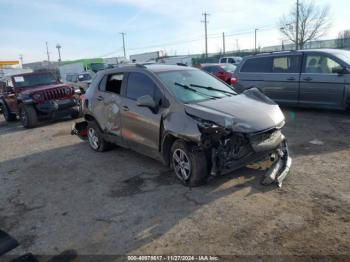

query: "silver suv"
(235, 49), (350, 110)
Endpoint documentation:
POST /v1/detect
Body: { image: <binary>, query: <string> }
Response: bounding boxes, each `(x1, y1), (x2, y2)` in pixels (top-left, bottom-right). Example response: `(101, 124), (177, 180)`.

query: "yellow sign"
(0, 61), (20, 65)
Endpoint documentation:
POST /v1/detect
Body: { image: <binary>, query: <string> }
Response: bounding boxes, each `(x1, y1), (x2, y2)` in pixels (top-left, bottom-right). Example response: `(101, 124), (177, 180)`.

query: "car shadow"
(0, 115), (79, 136)
(0, 142), (276, 256)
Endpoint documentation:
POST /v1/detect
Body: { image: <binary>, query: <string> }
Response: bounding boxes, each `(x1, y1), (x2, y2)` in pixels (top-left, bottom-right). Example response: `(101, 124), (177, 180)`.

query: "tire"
(1, 103), (17, 122)
(70, 108), (81, 119)
(19, 104), (38, 128)
(171, 140), (208, 187)
(87, 121), (113, 152)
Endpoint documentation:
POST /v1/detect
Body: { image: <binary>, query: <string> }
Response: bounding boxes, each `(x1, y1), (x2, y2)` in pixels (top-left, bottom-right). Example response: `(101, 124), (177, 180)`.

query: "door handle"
(287, 77), (295, 81)
(303, 77), (313, 81)
(122, 106), (129, 111)
(97, 96), (104, 101)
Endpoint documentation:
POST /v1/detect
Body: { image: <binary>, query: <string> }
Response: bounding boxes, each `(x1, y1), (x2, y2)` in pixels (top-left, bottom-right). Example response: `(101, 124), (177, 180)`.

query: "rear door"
(238, 55), (301, 105)
(120, 72), (164, 157)
(263, 54), (302, 105)
(91, 72), (124, 138)
(299, 53), (346, 108)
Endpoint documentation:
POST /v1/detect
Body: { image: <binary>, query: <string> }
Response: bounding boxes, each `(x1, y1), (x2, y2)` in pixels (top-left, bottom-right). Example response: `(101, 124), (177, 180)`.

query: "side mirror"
(136, 95), (156, 109)
(332, 66), (346, 75)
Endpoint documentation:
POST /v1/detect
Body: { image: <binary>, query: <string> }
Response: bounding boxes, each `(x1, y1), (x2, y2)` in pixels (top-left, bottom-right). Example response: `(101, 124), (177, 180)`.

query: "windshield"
(13, 73), (58, 88)
(334, 50), (350, 66)
(221, 64), (236, 73)
(157, 69), (236, 103)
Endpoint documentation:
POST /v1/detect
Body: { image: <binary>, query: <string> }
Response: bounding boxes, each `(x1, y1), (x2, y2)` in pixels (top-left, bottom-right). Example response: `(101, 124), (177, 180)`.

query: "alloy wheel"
(88, 127), (100, 150)
(172, 148), (191, 181)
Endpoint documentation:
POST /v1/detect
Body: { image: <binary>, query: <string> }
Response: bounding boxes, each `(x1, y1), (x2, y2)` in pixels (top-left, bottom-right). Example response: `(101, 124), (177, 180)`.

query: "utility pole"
(45, 42), (50, 63)
(296, 0), (300, 50)
(19, 54), (23, 67)
(56, 43), (62, 63)
(120, 32), (126, 58)
(222, 32), (226, 55)
(254, 29), (259, 53)
(201, 13), (209, 59)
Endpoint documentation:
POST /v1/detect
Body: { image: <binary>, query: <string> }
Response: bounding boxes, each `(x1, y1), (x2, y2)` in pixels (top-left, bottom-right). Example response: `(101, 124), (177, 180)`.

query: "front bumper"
(211, 130), (292, 187)
(35, 98), (78, 114)
(261, 140), (292, 187)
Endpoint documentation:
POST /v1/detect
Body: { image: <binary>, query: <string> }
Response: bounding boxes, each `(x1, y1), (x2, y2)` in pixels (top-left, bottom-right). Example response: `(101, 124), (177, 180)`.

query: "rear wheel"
(2, 103), (17, 122)
(19, 104), (38, 128)
(171, 140), (208, 187)
(87, 121), (113, 152)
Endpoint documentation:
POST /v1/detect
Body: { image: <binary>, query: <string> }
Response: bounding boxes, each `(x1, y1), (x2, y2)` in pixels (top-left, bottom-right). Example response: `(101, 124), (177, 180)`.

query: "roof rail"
(254, 50), (297, 56)
(135, 63), (147, 68)
(176, 63), (188, 67)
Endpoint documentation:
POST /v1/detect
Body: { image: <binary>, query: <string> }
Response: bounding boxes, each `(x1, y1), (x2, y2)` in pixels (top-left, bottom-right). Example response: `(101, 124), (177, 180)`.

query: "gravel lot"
(0, 108), (349, 257)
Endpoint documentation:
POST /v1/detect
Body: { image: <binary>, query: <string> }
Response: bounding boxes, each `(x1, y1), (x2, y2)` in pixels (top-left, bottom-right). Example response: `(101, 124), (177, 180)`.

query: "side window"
(241, 57), (272, 73)
(7, 79), (14, 87)
(228, 58), (234, 63)
(212, 66), (222, 74)
(304, 55), (341, 74)
(202, 66), (212, 73)
(126, 72), (158, 100)
(105, 73), (123, 94)
(272, 56), (301, 73)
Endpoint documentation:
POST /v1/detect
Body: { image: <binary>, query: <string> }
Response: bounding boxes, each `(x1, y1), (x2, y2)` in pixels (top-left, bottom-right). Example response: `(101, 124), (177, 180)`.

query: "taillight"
(230, 77), (238, 86)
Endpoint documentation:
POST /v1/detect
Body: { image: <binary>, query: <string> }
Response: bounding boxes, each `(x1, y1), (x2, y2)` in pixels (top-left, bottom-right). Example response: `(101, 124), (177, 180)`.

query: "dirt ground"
(0, 107), (349, 257)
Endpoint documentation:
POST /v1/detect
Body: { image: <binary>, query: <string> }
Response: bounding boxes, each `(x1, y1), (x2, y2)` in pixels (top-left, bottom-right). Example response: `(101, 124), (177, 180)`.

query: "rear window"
(272, 56), (301, 73)
(240, 57), (272, 73)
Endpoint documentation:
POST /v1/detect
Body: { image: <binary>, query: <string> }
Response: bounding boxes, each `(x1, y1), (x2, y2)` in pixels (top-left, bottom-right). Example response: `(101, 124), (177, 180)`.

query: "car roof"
(100, 64), (195, 75)
(10, 71), (52, 78)
(248, 49), (349, 59)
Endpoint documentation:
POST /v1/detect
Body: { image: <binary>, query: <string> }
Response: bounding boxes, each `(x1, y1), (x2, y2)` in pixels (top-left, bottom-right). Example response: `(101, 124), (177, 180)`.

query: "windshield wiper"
(174, 82), (220, 99)
(189, 84), (236, 96)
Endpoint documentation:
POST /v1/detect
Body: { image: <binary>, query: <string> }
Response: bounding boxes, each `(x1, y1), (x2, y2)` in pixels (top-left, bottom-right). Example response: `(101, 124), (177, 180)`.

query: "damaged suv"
(72, 64), (291, 187)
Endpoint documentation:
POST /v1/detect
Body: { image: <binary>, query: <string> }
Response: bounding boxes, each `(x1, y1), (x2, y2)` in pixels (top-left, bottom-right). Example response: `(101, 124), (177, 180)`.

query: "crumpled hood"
(18, 83), (71, 95)
(184, 88), (285, 133)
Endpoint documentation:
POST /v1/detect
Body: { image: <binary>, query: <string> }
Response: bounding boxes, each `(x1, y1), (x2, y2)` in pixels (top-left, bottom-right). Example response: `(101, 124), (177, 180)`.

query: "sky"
(0, 0), (349, 63)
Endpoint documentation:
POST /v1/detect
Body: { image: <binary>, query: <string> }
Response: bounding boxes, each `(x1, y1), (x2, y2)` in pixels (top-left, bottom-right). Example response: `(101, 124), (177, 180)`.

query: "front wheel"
(87, 122), (113, 152)
(2, 103), (17, 122)
(19, 104), (38, 128)
(171, 140), (208, 187)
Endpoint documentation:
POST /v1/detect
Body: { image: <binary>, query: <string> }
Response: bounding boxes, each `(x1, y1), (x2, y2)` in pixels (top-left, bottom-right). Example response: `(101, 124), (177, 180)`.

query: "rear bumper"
(71, 120), (88, 140)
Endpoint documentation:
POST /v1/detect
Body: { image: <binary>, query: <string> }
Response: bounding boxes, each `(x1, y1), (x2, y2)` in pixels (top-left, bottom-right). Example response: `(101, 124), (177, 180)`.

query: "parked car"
(235, 49), (350, 110)
(72, 64), (291, 187)
(200, 63), (237, 85)
(0, 71), (80, 128)
(219, 56), (243, 65)
(65, 72), (94, 93)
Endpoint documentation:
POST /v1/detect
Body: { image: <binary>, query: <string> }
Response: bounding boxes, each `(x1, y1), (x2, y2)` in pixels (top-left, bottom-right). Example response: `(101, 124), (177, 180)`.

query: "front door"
(299, 53), (345, 109)
(120, 72), (164, 158)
